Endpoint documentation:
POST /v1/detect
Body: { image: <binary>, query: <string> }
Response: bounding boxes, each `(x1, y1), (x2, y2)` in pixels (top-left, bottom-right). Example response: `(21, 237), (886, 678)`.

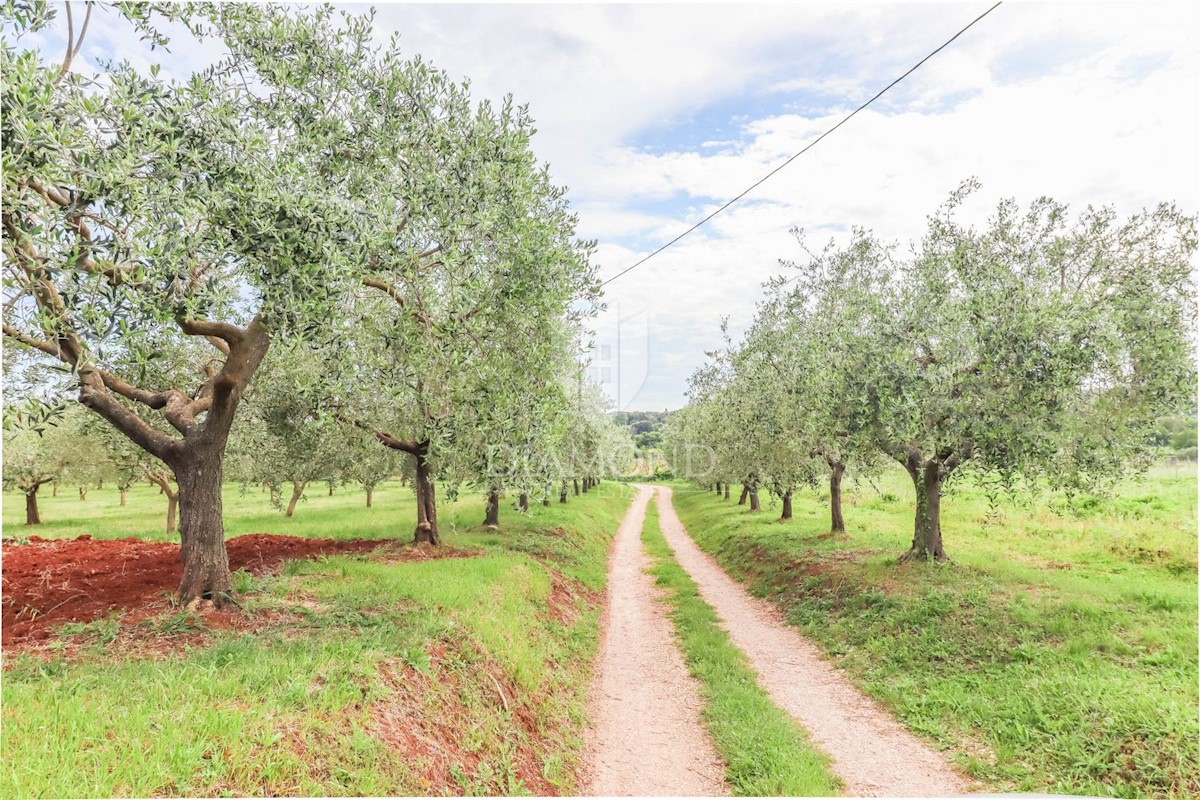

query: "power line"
(599, 1), (1004, 288)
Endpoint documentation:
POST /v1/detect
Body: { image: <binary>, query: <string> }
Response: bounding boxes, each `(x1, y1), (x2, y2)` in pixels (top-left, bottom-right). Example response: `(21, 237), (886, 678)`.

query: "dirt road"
(581, 485), (728, 796)
(654, 486), (969, 797)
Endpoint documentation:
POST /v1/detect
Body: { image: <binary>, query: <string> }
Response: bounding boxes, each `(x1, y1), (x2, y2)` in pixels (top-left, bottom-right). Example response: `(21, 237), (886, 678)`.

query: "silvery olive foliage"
(2, 2), (422, 599)
(2, 409), (80, 495)
(669, 182), (1196, 559)
(228, 343), (355, 516)
(2, 3), (627, 594)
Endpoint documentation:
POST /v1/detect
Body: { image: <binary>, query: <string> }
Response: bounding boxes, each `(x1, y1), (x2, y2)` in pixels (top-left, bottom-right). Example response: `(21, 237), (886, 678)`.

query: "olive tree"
(341, 436), (399, 509)
(1, 4), (448, 603)
(333, 79), (600, 543)
(757, 231), (891, 532)
(232, 345), (351, 518)
(2, 412), (80, 525)
(848, 185), (1196, 560)
(680, 340), (782, 511)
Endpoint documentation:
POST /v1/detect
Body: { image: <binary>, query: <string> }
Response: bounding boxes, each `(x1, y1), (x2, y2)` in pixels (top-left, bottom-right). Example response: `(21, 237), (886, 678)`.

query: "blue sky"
(25, 1), (1200, 410)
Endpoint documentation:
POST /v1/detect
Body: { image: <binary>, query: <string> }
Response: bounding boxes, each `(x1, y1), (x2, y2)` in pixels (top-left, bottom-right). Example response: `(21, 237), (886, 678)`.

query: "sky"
(36, 1), (1200, 410)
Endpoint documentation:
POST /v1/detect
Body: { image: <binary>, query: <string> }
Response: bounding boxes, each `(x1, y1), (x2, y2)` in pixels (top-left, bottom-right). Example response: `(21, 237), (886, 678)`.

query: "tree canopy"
(2, 2), (621, 602)
(668, 183), (1197, 559)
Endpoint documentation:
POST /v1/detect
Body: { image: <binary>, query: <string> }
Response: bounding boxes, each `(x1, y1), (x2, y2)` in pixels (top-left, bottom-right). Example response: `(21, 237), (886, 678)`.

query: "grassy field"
(641, 500), (840, 796)
(2, 481), (634, 797)
(670, 463), (1198, 798)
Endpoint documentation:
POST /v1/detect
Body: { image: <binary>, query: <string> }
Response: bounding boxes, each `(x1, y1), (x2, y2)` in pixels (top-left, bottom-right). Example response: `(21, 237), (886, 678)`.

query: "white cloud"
(581, 6), (1199, 403)
(29, 1), (1200, 410)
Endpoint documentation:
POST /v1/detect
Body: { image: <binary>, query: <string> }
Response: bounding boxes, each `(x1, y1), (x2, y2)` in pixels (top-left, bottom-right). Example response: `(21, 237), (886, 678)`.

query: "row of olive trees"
(664, 183), (1197, 561)
(3, 404), (177, 527)
(3, 339), (631, 531)
(221, 340), (631, 527)
(2, 2), (628, 606)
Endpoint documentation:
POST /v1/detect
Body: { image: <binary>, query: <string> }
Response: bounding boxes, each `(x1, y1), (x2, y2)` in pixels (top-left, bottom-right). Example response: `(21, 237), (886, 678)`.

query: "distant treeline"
(614, 411), (674, 451)
(1155, 413), (1198, 460)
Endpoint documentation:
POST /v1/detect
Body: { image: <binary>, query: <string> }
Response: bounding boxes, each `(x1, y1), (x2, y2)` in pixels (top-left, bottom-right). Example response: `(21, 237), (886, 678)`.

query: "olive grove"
(667, 184), (1197, 560)
(2, 2), (629, 603)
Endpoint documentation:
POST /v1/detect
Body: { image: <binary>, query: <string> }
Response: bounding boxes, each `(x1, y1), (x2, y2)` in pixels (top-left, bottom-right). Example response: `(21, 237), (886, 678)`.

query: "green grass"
(640, 499), (841, 796)
(1, 482), (633, 798)
(669, 463), (1199, 798)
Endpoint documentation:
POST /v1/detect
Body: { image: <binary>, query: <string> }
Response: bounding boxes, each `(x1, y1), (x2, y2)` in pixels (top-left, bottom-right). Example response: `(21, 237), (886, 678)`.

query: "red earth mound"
(1, 533), (384, 645)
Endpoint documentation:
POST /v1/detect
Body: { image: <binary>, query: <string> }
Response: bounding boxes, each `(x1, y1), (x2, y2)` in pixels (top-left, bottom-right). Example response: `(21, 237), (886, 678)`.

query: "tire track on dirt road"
(582, 485), (728, 796)
(654, 485), (970, 797)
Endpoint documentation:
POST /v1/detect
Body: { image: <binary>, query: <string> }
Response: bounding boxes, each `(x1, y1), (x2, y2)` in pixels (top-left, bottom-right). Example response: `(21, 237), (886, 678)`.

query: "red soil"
(1, 533), (384, 645)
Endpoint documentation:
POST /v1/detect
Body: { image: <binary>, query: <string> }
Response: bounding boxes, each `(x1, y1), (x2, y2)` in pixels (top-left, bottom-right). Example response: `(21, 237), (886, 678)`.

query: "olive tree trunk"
(24, 487), (41, 525)
(830, 460), (846, 534)
(519, 492), (530, 513)
(894, 447), (967, 562)
(413, 446), (439, 544)
(365, 486), (374, 508)
(285, 481), (306, 517)
(119, 487), (127, 506)
(723, 483), (730, 501)
(146, 469), (179, 535)
(173, 451), (231, 603)
(484, 487), (500, 527)
(738, 484), (749, 505)
(559, 480), (569, 504)
(780, 489), (793, 520)
(748, 489), (761, 512)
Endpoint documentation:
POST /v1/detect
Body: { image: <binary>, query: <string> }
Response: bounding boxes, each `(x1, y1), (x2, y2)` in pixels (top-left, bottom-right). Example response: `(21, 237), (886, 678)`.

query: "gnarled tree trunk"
(173, 452), (230, 603)
(780, 489), (793, 520)
(892, 445), (969, 562)
(723, 483), (730, 501)
(519, 492), (530, 513)
(13, 296), (269, 608)
(78, 485), (87, 501)
(903, 462), (945, 561)
(413, 448), (439, 544)
(573, 478), (580, 496)
(738, 484), (749, 505)
(370, 432), (439, 544)
(559, 480), (568, 504)
(748, 488), (761, 512)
